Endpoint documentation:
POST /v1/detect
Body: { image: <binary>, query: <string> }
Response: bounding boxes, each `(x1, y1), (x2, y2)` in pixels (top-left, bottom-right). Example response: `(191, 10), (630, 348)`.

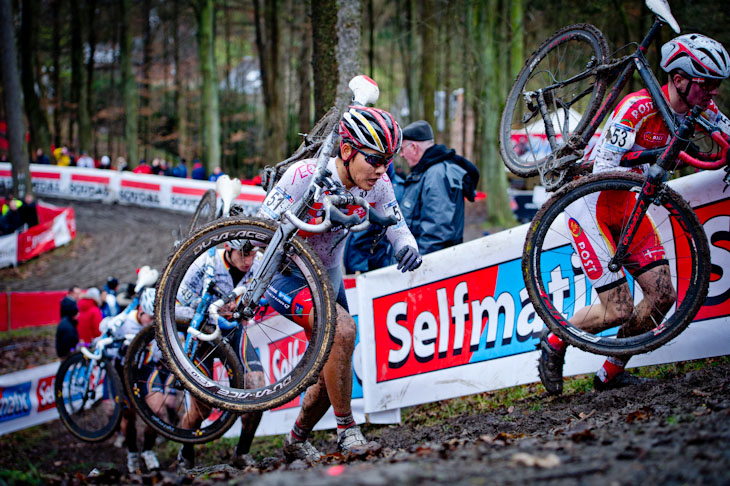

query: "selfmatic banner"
(357, 169), (730, 413)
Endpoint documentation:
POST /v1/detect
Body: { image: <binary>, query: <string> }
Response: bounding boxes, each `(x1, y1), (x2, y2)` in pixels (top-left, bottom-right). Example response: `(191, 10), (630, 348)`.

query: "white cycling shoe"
(141, 450), (160, 471)
(337, 426), (368, 452)
(126, 452), (140, 474)
(283, 435), (322, 463)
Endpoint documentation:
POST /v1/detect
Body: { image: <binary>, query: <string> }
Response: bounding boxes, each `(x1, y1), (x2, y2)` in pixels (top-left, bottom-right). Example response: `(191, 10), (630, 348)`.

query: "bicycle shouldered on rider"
(539, 33), (730, 395)
(257, 105), (423, 462)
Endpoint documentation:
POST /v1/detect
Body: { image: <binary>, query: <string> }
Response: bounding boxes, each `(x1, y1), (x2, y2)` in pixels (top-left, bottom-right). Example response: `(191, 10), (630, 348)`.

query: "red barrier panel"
(0, 293), (8, 331)
(7, 291), (66, 330)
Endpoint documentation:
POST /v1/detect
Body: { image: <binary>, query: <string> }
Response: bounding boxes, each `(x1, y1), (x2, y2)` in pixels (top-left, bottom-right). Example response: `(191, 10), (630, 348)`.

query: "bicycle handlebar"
(283, 193), (396, 234)
(677, 130), (730, 170)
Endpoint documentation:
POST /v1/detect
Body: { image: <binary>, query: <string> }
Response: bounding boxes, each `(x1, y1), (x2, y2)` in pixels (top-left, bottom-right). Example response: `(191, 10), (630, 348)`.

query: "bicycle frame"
(577, 19), (677, 149)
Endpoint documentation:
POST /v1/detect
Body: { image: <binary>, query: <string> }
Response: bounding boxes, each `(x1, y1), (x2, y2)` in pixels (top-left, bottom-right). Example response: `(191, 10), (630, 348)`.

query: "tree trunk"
(197, 0), (222, 172)
(311, 0), (338, 120)
(479, 0), (514, 227)
(0, 0), (31, 196)
(172, 0), (187, 159)
(141, 0), (152, 161)
(509, 0), (523, 80)
(419, 0), (436, 130)
(20, 0), (51, 157)
(335, 0), (360, 112)
(120, 0), (138, 166)
(254, 0), (285, 165)
(71, 0), (92, 153)
(367, 0), (374, 77)
(297, 5), (312, 132)
(400, 0), (419, 121)
(52, 0), (63, 148)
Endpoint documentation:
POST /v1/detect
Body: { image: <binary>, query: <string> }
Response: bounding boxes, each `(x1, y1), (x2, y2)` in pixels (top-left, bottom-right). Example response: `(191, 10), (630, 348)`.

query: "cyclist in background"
(539, 34), (730, 395)
(258, 105), (422, 462)
(113, 288), (163, 474)
(174, 240), (265, 472)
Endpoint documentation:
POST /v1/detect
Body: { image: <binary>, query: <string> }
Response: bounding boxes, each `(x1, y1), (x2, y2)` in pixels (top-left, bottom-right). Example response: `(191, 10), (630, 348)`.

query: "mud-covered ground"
(3, 199), (730, 485)
(3, 350), (729, 485)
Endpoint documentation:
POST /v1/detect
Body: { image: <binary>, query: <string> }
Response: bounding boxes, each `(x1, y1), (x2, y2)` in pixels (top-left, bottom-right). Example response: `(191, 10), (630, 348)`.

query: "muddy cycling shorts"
(563, 189), (667, 293)
(264, 266), (348, 330)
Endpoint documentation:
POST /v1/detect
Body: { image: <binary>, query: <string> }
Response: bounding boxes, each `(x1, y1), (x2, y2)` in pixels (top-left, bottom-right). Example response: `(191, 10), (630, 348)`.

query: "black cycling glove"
(395, 246), (422, 272)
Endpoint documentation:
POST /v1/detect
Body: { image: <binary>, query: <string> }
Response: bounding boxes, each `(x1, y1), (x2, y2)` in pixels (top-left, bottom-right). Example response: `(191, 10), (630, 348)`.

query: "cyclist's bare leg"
(569, 281), (634, 333)
(617, 263), (675, 337)
(294, 304), (356, 430)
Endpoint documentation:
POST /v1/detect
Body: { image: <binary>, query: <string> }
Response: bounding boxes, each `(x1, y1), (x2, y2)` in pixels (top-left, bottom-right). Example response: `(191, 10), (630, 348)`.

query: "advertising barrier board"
(357, 170), (730, 412)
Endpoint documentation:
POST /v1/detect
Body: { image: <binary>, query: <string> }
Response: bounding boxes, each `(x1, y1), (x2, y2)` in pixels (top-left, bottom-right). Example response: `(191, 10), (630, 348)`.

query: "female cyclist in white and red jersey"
(539, 33), (730, 395)
(257, 105), (421, 462)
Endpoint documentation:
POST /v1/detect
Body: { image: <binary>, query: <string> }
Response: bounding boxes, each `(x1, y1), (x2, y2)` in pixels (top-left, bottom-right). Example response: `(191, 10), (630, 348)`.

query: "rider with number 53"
(258, 105), (422, 462)
(538, 33), (730, 395)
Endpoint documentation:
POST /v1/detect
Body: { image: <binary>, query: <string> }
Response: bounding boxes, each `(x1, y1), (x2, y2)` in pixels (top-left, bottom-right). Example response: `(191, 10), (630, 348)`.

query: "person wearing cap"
(399, 120), (480, 255)
(101, 276), (120, 317)
(77, 287), (103, 344)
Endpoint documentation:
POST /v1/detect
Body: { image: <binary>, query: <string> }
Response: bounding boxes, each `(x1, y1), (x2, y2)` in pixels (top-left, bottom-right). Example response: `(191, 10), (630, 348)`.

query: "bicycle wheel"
(500, 24), (609, 177)
(123, 322), (243, 443)
(523, 172), (710, 356)
(188, 189), (217, 235)
(55, 352), (123, 442)
(155, 217), (337, 412)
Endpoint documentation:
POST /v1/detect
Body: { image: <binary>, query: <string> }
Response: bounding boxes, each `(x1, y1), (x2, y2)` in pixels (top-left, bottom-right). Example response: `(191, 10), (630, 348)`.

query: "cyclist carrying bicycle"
(258, 105), (422, 462)
(112, 288), (164, 474)
(174, 239), (266, 471)
(539, 33), (730, 395)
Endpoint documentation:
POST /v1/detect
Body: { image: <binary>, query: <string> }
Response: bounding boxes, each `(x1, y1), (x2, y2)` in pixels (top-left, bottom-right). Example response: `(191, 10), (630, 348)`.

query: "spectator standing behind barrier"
(133, 159), (152, 174)
(100, 155), (112, 169)
(208, 166), (224, 182)
(34, 148), (50, 164)
(399, 120), (480, 255)
(0, 197), (24, 235)
(344, 163), (405, 273)
(76, 150), (95, 168)
(18, 193), (38, 228)
(191, 159), (206, 180)
(173, 158), (187, 178)
(56, 299), (79, 358)
(77, 287), (103, 344)
(60, 286), (82, 319)
(53, 146), (71, 166)
(116, 156), (129, 171)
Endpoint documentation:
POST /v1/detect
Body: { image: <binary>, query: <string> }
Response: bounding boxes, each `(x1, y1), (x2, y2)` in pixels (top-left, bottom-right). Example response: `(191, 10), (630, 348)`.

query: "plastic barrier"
(356, 169), (730, 413)
(0, 202), (75, 268)
(0, 291), (67, 331)
(0, 163), (266, 215)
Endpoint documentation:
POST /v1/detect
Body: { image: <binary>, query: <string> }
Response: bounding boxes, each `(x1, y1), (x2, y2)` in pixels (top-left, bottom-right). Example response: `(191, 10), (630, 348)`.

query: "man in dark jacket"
(399, 120), (479, 255)
(56, 298), (79, 358)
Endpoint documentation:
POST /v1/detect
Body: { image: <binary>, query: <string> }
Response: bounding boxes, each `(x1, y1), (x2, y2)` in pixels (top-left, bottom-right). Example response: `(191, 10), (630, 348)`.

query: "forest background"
(0, 0), (728, 225)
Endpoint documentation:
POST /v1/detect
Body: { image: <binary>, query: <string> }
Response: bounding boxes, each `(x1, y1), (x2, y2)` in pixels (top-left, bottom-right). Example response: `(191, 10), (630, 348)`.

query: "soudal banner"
(0, 164), (266, 215)
(357, 169), (730, 413)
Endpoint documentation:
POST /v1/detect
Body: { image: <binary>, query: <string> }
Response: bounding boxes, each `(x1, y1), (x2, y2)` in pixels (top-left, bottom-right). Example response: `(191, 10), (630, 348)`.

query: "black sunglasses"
(690, 76), (722, 92)
(350, 146), (393, 168)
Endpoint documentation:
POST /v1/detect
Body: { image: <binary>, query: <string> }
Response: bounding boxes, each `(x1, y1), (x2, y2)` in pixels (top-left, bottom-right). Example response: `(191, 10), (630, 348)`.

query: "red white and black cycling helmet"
(661, 33), (730, 80)
(339, 106), (403, 156)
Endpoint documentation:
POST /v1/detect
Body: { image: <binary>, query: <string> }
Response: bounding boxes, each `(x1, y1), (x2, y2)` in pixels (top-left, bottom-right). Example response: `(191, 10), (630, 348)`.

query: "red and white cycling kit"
(566, 84), (730, 292)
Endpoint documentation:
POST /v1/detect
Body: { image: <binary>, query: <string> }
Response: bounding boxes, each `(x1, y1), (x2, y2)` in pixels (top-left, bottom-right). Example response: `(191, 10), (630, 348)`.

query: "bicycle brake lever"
(369, 227), (388, 254)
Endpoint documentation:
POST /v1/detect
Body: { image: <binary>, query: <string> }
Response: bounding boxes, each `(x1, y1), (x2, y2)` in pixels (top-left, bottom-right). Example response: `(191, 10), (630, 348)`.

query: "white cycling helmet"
(661, 33), (730, 79)
(228, 238), (254, 253)
(139, 288), (156, 316)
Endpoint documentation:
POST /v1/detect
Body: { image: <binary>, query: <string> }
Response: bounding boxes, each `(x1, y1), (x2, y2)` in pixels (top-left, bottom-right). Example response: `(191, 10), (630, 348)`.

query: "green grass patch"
(0, 326), (55, 344)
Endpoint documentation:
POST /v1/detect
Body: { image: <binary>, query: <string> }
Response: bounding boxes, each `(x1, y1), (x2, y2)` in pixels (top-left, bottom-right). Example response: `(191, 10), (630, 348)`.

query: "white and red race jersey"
(587, 84), (730, 174)
(257, 157), (417, 269)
